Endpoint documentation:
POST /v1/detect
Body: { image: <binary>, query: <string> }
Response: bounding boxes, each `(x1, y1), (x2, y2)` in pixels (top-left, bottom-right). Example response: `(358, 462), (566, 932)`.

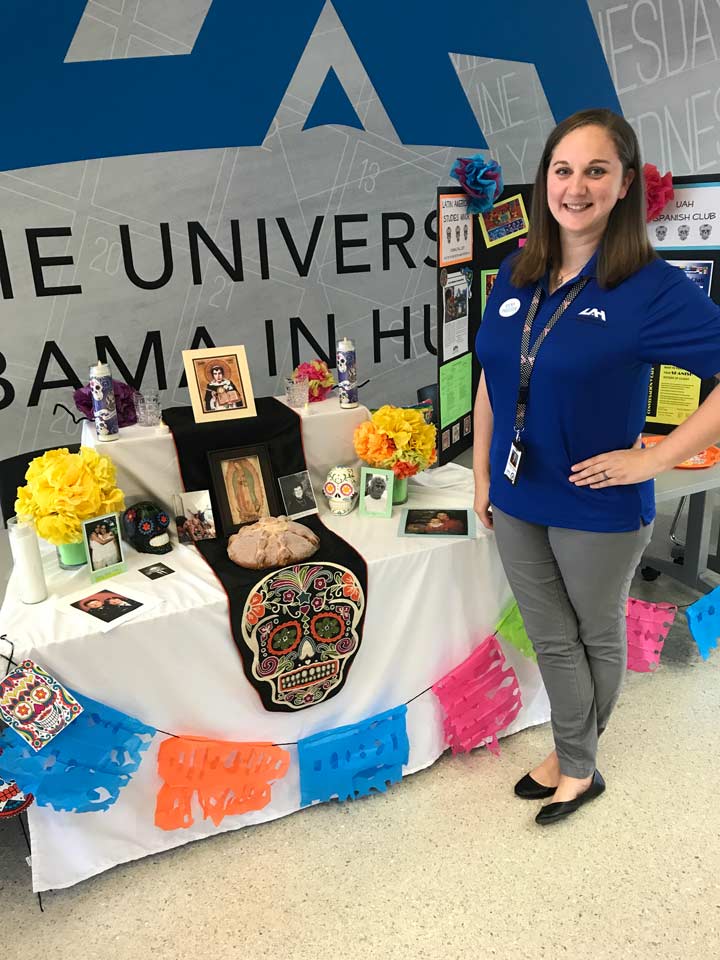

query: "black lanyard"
(513, 278), (589, 437)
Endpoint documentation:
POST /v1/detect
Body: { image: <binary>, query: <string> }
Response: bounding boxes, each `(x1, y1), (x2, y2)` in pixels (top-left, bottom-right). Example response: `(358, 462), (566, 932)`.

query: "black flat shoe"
(514, 772), (557, 800)
(535, 770), (606, 825)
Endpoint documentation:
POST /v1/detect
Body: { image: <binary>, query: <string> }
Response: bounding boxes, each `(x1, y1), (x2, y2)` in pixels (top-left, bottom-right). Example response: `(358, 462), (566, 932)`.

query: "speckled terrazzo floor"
(2, 515), (720, 959)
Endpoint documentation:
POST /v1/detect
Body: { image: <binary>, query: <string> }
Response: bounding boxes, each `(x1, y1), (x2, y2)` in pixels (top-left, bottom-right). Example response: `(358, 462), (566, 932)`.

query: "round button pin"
(499, 298), (521, 317)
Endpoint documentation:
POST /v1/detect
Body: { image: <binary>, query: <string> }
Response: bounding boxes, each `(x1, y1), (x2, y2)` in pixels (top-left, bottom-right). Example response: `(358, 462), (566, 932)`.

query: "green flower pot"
(392, 476), (408, 505)
(56, 540), (87, 570)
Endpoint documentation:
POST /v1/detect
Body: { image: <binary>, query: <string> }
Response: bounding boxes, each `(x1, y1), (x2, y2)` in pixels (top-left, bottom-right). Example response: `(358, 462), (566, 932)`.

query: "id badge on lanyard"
(505, 278), (588, 486)
(503, 436), (525, 485)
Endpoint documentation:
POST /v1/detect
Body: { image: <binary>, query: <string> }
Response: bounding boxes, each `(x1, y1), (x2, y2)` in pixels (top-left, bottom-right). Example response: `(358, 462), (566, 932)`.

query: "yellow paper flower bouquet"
(15, 447), (125, 546)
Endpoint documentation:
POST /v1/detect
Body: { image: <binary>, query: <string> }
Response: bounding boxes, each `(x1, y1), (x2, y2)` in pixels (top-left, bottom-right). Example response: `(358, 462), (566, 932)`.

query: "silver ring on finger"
(603, 470), (610, 481)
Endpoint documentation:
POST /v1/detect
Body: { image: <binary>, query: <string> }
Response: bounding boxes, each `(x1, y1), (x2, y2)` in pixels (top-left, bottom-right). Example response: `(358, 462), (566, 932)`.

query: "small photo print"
(70, 589), (144, 626)
(480, 268), (499, 317)
(441, 430), (450, 451)
(359, 467), (394, 519)
(138, 562), (175, 580)
(452, 423), (460, 444)
(398, 508), (475, 539)
(173, 490), (216, 544)
(278, 470), (319, 519)
(479, 194), (529, 248)
(81, 512), (126, 583)
(463, 415), (472, 436)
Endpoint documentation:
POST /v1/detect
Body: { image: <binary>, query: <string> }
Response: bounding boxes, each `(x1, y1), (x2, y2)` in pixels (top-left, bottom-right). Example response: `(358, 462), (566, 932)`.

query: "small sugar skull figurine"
(700, 223), (713, 241)
(323, 466), (359, 515)
(678, 224), (690, 241)
(654, 225), (667, 242)
(121, 501), (172, 553)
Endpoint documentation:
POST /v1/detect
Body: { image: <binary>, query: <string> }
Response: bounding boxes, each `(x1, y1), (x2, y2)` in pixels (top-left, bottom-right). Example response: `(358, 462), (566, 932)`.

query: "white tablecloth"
(80, 396), (371, 511)
(3, 423), (549, 891)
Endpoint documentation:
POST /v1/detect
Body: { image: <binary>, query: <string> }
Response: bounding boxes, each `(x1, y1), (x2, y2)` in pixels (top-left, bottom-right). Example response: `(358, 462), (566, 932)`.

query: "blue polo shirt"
(475, 252), (720, 532)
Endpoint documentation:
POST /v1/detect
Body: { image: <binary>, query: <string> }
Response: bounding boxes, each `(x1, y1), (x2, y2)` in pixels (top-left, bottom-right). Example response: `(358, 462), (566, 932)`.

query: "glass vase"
(392, 476), (408, 505)
(56, 540), (87, 570)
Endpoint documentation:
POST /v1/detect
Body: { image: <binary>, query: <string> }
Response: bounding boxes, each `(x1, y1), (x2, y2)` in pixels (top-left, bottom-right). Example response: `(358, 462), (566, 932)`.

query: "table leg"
(642, 491), (716, 594)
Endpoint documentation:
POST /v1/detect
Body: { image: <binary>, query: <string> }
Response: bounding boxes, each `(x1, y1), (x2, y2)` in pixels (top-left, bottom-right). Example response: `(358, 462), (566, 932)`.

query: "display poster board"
(644, 174), (720, 434)
(437, 173), (720, 461)
(436, 184), (532, 465)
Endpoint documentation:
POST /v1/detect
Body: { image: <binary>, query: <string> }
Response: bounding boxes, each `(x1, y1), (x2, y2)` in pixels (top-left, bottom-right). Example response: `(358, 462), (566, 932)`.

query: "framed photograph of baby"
(359, 467), (394, 519)
(208, 444), (281, 534)
(278, 470), (319, 519)
(182, 345), (257, 424)
(81, 513), (127, 583)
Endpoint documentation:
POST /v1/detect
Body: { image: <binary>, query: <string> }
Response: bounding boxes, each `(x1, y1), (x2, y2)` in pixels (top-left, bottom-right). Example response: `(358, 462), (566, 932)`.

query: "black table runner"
(163, 401), (368, 712)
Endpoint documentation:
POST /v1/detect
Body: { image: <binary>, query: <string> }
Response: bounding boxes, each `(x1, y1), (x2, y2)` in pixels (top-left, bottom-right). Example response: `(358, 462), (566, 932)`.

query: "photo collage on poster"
(645, 177), (720, 434)
(436, 184), (532, 466)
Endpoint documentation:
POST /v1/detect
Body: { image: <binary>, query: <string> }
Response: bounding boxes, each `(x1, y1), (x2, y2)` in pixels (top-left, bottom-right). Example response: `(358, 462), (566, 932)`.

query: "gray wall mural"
(1, 0), (719, 460)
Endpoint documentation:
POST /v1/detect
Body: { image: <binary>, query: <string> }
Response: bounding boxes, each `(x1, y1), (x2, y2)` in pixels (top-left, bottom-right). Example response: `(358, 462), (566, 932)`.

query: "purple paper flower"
(73, 379), (140, 426)
(450, 156), (504, 214)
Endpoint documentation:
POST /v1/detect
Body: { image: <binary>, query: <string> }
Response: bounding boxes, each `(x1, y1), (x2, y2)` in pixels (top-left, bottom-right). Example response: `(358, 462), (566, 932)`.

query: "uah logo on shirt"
(577, 307), (607, 324)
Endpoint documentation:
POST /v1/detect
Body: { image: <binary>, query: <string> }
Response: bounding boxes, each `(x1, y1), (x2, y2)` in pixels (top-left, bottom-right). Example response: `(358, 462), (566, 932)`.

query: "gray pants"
(492, 507), (654, 778)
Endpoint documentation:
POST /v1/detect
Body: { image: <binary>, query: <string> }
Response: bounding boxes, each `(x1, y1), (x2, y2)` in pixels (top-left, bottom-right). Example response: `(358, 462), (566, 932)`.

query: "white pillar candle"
(7, 516), (48, 604)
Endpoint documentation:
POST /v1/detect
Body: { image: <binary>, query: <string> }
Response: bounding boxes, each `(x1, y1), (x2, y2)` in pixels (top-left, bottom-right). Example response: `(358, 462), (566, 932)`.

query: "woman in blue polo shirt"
(474, 108), (720, 826)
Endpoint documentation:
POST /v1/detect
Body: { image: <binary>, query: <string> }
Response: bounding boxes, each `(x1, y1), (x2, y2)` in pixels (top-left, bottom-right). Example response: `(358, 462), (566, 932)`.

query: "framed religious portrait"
(182, 345), (257, 423)
(208, 444), (281, 534)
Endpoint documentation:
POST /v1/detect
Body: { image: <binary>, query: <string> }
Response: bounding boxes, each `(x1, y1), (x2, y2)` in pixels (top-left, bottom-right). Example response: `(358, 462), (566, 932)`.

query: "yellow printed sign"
(646, 365), (702, 426)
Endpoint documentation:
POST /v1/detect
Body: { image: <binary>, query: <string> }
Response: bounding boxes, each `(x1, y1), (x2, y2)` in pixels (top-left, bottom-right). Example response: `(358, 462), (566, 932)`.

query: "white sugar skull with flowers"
(323, 466), (359, 515)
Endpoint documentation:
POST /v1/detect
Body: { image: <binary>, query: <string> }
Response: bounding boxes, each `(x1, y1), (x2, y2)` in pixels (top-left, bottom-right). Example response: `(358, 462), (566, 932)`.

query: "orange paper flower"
(353, 405), (437, 477)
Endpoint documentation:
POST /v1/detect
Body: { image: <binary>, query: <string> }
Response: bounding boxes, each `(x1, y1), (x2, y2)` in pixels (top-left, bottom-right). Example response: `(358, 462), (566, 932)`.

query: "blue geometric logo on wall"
(303, 67), (365, 132)
(0, 0), (621, 172)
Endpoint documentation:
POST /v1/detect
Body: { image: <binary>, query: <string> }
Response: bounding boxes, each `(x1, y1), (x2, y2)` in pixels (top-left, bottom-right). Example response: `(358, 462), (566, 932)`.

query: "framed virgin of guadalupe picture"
(182, 345), (257, 423)
(208, 445), (281, 534)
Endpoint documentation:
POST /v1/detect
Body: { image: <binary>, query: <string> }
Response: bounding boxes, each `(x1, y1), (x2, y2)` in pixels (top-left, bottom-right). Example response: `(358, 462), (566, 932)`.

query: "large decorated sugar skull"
(0, 660), (82, 750)
(121, 501), (172, 553)
(323, 466), (359, 515)
(240, 562), (365, 711)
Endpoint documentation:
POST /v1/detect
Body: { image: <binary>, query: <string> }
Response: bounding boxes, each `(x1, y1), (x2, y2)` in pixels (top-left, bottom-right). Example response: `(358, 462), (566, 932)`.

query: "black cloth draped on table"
(163, 401), (368, 712)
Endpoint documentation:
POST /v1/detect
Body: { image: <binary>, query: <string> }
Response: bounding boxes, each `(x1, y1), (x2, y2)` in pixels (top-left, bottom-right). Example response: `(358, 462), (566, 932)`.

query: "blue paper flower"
(450, 155), (504, 214)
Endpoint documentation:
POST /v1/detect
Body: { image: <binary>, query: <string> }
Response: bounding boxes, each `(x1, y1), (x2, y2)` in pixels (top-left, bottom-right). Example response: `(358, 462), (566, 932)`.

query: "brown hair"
(511, 108), (655, 289)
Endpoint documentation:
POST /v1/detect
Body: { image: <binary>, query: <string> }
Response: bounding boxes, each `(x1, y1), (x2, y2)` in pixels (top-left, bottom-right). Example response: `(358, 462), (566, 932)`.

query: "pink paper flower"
(292, 359), (335, 402)
(643, 163), (674, 223)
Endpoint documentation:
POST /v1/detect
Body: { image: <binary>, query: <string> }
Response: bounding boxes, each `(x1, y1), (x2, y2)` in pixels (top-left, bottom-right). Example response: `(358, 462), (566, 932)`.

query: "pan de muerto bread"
(227, 516), (320, 569)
